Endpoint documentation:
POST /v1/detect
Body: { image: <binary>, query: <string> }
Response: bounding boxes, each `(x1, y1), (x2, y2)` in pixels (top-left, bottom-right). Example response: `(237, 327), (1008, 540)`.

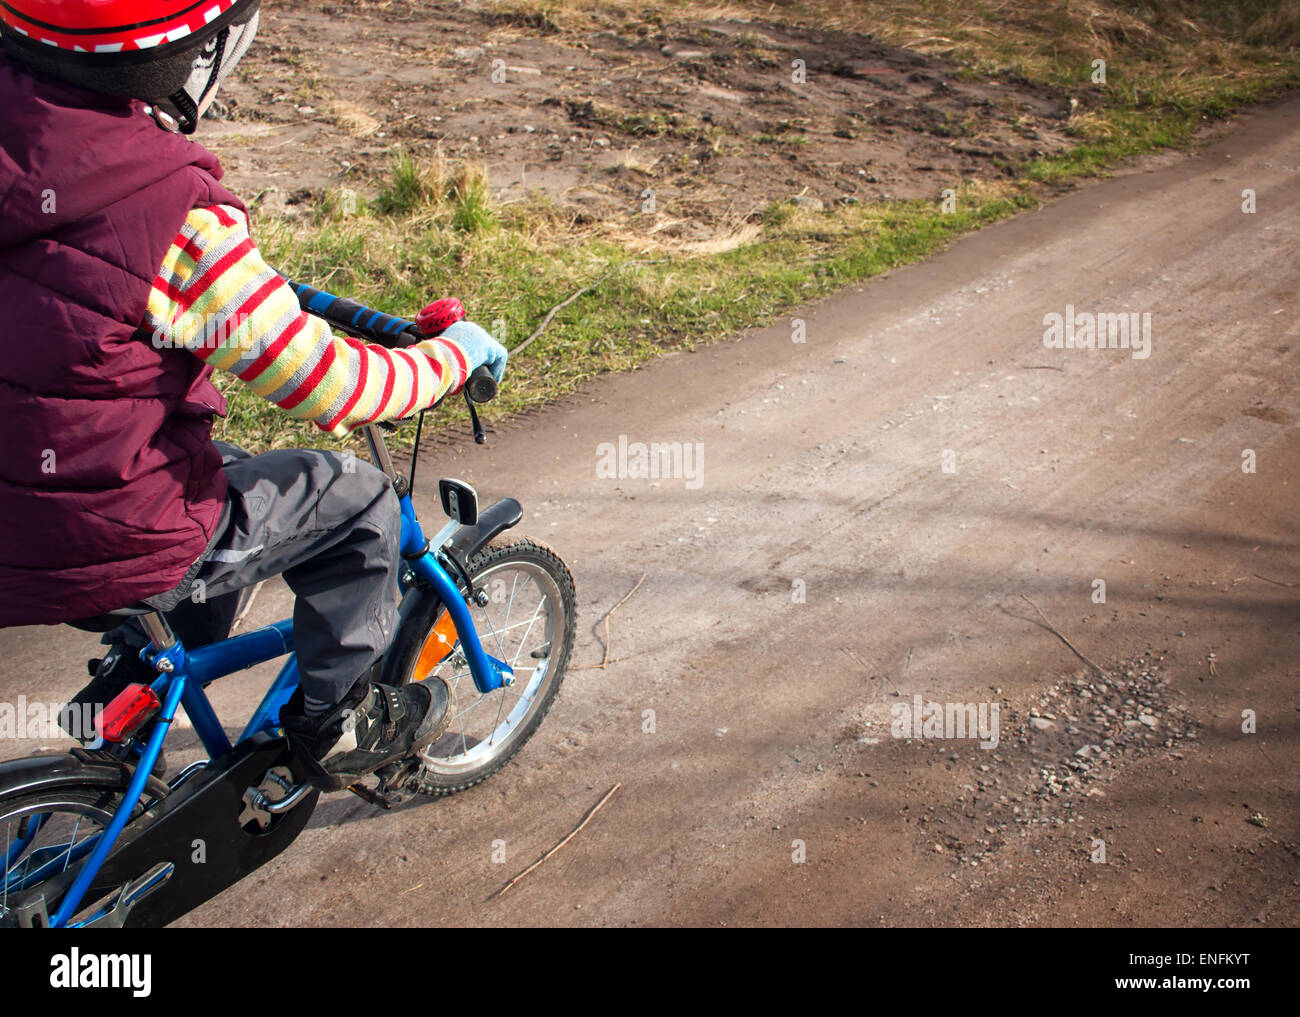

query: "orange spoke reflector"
(414, 612), (459, 678)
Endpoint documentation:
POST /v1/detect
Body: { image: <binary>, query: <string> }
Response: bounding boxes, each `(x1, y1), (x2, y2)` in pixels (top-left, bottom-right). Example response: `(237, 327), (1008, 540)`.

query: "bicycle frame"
(39, 423), (511, 927)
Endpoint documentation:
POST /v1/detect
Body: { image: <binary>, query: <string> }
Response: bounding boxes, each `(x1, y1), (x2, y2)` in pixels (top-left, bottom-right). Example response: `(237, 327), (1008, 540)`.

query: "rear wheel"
(1, 777), (149, 927)
(386, 537), (575, 796)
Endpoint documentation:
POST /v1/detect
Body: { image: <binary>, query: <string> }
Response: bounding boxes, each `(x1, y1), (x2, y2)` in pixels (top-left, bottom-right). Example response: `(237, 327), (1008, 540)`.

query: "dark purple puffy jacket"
(0, 50), (245, 627)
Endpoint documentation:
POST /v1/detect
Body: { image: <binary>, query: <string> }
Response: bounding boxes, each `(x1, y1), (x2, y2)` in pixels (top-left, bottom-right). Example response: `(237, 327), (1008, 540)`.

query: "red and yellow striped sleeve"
(145, 204), (468, 437)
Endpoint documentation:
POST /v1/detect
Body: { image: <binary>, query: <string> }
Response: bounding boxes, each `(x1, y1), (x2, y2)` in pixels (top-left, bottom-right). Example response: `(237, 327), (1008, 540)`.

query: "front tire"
(383, 537), (575, 796)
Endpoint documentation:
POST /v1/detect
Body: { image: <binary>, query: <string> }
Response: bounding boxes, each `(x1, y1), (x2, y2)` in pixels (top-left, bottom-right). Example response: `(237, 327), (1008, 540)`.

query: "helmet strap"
(167, 87), (200, 134)
(167, 27), (228, 135)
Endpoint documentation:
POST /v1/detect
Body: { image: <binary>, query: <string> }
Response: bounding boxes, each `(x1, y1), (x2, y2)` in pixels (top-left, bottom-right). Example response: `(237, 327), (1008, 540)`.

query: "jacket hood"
(0, 49), (225, 250)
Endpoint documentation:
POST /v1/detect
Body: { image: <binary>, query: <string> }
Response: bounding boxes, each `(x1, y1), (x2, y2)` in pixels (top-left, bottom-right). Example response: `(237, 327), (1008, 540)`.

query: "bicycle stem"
(362, 424), (398, 480)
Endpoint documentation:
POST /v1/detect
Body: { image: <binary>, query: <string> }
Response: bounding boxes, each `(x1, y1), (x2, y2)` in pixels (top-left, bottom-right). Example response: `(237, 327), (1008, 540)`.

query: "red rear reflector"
(99, 683), (161, 743)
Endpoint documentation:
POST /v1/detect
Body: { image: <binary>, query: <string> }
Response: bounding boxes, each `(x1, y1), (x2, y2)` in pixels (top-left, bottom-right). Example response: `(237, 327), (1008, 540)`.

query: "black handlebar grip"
(465, 365), (498, 403)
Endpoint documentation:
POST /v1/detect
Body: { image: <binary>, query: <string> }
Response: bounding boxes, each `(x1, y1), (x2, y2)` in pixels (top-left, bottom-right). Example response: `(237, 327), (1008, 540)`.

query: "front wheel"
(384, 537), (575, 796)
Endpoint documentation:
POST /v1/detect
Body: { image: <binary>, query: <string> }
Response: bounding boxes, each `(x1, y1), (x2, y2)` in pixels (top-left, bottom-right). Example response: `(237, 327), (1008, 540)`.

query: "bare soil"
(206, 0), (1074, 238)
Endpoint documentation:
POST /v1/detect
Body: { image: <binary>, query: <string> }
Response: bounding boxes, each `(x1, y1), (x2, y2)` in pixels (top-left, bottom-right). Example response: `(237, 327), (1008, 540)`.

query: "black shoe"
(284, 680), (454, 793)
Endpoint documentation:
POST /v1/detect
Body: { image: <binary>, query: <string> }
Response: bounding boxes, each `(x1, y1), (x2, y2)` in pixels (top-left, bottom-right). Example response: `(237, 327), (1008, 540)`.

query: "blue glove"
(441, 319), (508, 385)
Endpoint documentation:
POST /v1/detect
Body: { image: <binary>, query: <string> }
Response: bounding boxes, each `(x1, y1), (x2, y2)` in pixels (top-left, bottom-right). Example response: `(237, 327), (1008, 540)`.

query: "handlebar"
(283, 277), (496, 407)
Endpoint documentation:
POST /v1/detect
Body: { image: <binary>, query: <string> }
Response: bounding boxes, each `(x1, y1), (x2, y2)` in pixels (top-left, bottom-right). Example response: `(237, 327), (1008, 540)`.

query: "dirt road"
(3, 95), (1297, 927)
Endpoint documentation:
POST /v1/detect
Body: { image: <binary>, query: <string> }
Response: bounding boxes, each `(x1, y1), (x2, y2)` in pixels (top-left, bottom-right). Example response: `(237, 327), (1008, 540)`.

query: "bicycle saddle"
(65, 604), (154, 634)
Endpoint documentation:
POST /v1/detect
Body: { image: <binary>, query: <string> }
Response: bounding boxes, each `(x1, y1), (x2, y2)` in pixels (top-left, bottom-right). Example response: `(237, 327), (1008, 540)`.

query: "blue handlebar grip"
(285, 278), (422, 347)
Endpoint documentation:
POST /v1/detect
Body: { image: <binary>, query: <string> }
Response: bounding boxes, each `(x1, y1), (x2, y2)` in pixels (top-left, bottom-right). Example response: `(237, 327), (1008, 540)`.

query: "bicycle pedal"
(347, 758), (424, 810)
(378, 757), (424, 794)
(345, 781), (388, 808)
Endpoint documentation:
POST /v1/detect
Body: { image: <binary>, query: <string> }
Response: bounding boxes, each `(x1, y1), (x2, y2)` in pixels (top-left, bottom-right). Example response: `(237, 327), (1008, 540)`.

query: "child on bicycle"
(0, 0), (507, 790)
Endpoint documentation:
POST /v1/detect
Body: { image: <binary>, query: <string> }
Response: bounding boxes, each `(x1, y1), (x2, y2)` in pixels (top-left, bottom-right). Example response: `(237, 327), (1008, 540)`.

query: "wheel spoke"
(490, 574), (521, 661)
(509, 599), (547, 670)
(450, 691), (500, 724)
(474, 616), (548, 640)
(60, 817), (82, 874)
(3, 819), (10, 911)
(481, 573), (533, 665)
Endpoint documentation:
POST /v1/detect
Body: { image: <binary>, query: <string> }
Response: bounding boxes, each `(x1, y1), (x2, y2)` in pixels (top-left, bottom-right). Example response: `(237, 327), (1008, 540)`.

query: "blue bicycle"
(0, 287), (576, 928)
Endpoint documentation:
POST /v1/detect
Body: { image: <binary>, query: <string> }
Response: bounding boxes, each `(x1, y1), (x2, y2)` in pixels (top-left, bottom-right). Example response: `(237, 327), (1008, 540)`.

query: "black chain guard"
(20, 731), (319, 928)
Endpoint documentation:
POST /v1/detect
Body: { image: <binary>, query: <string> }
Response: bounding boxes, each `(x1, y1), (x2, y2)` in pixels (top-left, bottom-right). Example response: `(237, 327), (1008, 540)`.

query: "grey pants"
(110, 444), (401, 710)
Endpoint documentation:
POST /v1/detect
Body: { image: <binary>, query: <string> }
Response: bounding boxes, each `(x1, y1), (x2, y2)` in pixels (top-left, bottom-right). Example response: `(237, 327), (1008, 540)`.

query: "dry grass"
(608, 151), (662, 176)
(329, 98), (381, 137)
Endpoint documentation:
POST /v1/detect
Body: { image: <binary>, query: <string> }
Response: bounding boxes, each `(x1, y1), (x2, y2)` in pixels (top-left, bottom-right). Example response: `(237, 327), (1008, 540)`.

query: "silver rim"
(2, 800), (114, 923)
(408, 557), (564, 777)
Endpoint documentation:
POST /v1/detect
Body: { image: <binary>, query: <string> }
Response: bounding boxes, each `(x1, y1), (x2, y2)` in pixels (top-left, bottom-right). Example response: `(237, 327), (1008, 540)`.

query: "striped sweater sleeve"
(144, 204), (470, 438)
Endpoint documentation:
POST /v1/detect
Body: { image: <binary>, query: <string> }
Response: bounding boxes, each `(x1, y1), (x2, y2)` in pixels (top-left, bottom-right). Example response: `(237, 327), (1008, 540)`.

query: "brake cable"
(408, 409), (426, 496)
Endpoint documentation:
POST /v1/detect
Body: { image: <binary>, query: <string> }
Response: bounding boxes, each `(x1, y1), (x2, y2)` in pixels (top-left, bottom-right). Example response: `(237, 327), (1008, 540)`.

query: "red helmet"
(1, 0), (260, 131)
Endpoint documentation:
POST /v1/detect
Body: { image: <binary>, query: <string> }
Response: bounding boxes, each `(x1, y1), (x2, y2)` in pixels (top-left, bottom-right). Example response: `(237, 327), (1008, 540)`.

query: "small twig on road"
(1253, 573), (1299, 587)
(573, 653), (644, 671)
(1002, 595), (1108, 680)
(840, 647), (871, 673)
(510, 271), (613, 357)
(490, 783), (621, 900)
(594, 573), (647, 670)
(1016, 364), (1066, 372)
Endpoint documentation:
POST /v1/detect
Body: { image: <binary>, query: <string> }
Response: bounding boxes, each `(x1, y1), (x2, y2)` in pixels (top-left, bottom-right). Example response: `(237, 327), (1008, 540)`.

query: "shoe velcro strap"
(381, 685), (406, 739)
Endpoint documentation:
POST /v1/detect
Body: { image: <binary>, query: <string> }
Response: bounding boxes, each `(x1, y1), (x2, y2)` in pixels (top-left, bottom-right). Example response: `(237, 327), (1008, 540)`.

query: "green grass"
(230, 173), (1035, 452)
(214, 0), (1300, 454)
(752, 132), (809, 145)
